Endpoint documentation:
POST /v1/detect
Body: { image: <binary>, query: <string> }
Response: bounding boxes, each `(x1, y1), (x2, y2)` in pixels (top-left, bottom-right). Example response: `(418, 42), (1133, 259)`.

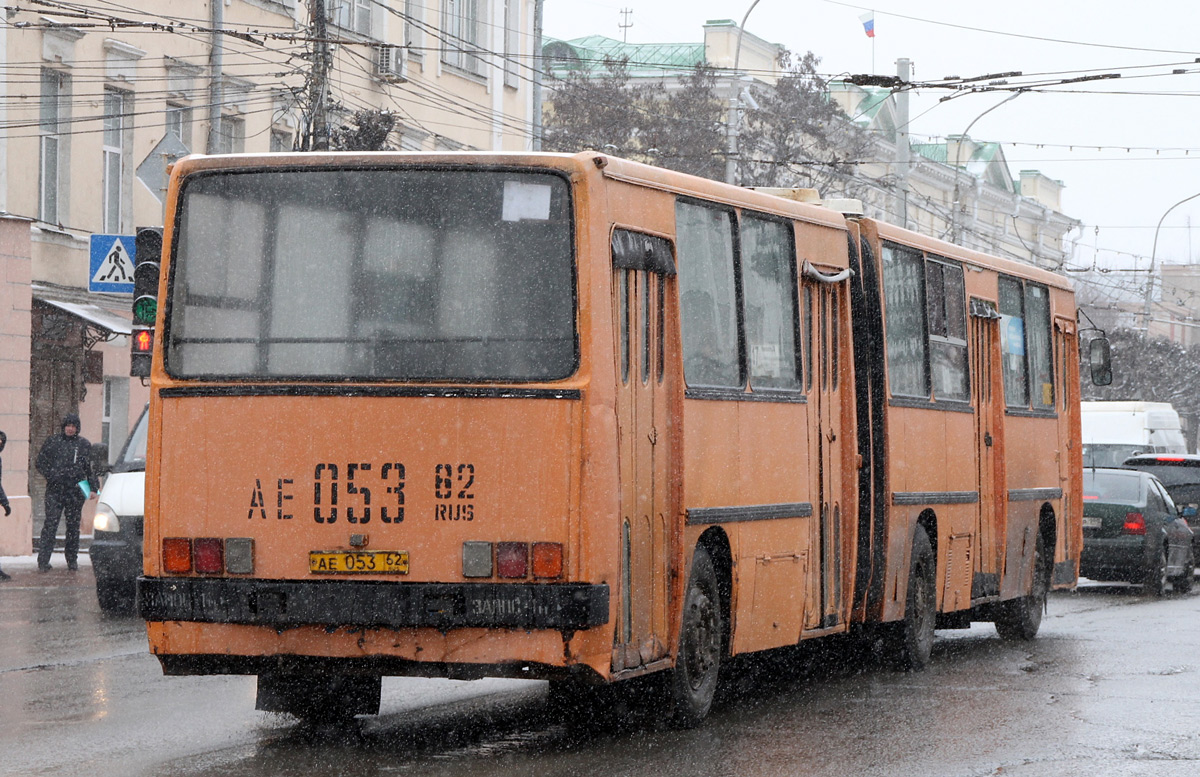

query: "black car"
(1121, 453), (1200, 555)
(1081, 467), (1194, 595)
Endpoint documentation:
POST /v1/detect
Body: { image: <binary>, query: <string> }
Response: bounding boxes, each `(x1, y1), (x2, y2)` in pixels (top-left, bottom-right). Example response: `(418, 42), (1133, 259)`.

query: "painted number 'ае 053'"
(246, 463), (478, 524)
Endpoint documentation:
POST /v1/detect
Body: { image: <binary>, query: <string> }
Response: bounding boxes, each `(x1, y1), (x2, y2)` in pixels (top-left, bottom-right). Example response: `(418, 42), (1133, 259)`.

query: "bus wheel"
(889, 525), (936, 671)
(256, 670), (381, 722)
(669, 545), (723, 727)
(995, 532), (1048, 640)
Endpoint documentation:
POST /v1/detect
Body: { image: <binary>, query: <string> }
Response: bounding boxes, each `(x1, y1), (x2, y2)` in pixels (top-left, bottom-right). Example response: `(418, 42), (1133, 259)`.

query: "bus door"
(612, 232), (676, 671)
(969, 298), (1006, 600)
(805, 267), (847, 628)
(1053, 316), (1081, 583)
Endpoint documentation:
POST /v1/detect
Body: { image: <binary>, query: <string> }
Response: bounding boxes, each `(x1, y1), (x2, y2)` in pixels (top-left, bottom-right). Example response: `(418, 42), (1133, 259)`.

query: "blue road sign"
(89, 234), (136, 294)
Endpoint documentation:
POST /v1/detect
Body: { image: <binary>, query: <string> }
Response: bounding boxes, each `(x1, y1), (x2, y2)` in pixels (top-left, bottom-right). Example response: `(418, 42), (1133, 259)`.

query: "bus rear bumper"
(138, 577), (609, 632)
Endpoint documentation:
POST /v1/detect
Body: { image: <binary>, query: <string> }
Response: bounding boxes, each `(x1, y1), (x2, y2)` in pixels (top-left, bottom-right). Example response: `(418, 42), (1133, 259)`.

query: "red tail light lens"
(163, 538), (193, 573)
(532, 542), (563, 579)
(496, 542), (529, 579)
(193, 538), (224, 573)
(1122, 513), (1146, 535)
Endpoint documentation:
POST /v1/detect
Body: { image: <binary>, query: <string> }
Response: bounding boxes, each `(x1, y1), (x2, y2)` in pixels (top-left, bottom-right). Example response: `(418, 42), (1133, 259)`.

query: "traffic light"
(131, 226), (163, 378)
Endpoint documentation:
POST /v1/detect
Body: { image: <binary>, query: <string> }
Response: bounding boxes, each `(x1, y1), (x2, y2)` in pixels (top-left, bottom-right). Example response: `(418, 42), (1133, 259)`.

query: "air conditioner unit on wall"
(375, 45), (407, 83)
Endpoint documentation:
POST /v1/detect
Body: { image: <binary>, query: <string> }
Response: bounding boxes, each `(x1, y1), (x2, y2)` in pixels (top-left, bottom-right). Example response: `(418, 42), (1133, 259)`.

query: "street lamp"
(1141, 190), (1200, 331)
(948, 90), (1025, 245)
(724, 0), (762, 184)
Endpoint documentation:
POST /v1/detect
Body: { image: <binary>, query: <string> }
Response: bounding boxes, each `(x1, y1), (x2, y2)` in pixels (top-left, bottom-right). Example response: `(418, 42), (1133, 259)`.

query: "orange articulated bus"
(137, 151), (1090, 726)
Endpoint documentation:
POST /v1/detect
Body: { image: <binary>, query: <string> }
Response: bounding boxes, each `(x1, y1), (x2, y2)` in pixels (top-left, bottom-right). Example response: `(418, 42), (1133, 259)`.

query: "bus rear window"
(165, 169), (576, 381)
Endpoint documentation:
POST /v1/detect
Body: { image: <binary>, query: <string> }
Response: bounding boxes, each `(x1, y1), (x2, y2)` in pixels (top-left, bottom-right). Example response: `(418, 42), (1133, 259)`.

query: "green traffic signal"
(133, 294), (157, 325)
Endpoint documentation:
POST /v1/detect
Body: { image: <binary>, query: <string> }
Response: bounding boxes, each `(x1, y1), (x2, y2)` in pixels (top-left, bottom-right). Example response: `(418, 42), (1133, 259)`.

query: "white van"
(1081, 400), (1187, 468)
(88, 404), (147, 612)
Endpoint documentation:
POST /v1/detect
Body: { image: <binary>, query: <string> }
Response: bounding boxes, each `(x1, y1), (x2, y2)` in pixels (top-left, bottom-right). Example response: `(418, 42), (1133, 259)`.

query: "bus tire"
(995, 531), (1048, 641)
(256, 670), (381, 722)
(889, 525), (936, 671)
(669, 545), (723, 727)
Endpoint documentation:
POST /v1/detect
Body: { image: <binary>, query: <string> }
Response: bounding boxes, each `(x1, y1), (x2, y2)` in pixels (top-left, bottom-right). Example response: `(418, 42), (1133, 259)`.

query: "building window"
(40, 69), (67, 224)
(166, 103), (193, 149)
(103, 88), (127, 233)
(215, 116), (245, 154)
(404, 0), (423, 55)
(443, 0), (485, 76)
(101, 378), (114, 449)
(270, 129), (293, 152)
(329, 0), (371, 36)
(503, 0), (519, 88)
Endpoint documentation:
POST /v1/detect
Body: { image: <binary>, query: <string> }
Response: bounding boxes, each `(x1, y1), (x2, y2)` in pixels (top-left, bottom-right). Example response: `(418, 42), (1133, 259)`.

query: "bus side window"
(676, 201), (741, 388)
(741, 214), (800, 390)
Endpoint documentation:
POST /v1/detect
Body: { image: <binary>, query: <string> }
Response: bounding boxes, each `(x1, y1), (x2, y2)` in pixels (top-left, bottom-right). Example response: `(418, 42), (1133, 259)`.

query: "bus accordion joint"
(802, 261), (853, 284)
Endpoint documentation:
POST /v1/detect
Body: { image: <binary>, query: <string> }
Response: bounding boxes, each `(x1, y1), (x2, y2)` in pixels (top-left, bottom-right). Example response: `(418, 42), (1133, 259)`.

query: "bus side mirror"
(1089, 337), (1112, 386)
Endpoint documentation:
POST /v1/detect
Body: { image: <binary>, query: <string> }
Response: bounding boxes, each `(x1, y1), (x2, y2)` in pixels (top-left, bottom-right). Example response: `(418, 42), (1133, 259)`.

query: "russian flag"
(859, 12), (875, 38)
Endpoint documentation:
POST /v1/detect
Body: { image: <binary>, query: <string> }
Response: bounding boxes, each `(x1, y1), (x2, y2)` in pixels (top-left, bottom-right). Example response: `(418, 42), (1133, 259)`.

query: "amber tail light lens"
(532, 542), (563, 579)
(163, 538), (193, 573)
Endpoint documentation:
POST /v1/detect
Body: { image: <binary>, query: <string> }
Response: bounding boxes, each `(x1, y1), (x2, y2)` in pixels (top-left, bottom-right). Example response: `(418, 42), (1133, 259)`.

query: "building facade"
(0, 1), (540, 547)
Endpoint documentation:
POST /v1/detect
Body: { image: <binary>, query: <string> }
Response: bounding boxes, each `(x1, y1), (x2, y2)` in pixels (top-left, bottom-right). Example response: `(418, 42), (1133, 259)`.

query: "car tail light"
(163, 538), (193, 573)
(193, 538), (224, 574)
(532, 542), (563, 579)
(1122, 513), (1146, 535)
(496, 542), (528, 578)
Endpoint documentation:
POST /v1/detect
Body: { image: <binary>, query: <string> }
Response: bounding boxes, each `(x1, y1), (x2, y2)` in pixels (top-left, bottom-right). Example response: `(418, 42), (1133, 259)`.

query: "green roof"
(544, 35), (706, 78)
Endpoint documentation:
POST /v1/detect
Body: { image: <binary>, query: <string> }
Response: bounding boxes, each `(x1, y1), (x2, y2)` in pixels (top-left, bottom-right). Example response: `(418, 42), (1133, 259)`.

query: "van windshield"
(116, 407), (148, 472)
(1083, 443), (1147, 468)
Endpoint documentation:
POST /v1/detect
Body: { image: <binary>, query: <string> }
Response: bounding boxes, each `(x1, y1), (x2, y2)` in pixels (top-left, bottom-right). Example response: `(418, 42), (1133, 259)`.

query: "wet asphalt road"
(2, 557), (1199, 777)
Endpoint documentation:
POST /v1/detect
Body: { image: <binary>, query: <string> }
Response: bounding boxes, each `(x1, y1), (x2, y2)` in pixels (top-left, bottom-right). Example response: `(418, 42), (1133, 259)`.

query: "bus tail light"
(1122, 513), (1146, 535)
(163, 538), (193, 573)
(496, 542), (529, 578)
(193, 538), (224, 574)
(225, 538), (255, 574)
(532, 542), (563, 579)
(462, 541), (493, 578)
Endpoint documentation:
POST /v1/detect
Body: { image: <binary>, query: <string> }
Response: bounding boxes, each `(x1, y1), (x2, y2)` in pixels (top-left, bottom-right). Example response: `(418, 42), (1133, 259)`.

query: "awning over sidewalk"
(34, 297), (132, 335)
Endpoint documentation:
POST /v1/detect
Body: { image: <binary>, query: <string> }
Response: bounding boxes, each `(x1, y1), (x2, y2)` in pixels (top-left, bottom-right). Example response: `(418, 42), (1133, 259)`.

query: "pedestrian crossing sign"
(89, 234), (136, 294)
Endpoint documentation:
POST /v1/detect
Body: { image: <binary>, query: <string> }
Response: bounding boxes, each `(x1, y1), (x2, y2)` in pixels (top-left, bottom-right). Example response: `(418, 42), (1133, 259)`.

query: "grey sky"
(545, 0), (1200, 276)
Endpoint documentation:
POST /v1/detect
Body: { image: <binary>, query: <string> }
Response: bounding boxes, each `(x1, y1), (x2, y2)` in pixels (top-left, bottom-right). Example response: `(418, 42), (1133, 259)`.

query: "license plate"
(309, 550), (409, 574)
(1082, 515), (1102, 529)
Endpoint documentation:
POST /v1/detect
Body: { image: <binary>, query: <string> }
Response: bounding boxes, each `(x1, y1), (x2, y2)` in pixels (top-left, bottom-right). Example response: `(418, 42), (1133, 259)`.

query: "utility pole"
(306, 0), (332, 151)
(205, 0), (223, 153)
(894, 58), (911, 228)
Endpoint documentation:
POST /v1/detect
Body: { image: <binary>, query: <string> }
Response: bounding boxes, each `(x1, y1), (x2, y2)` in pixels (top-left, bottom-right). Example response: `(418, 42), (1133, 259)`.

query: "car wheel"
(1144, 543), (1168, 597)
(995, 532), (1048, 640)
(1175, 550), (1195, 594)
(668, 545), (723, 727)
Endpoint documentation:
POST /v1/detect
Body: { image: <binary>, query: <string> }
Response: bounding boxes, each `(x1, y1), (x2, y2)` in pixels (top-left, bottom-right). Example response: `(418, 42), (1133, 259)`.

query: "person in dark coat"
(35, 413), (98, 572)
(0, 430), (11, 581)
